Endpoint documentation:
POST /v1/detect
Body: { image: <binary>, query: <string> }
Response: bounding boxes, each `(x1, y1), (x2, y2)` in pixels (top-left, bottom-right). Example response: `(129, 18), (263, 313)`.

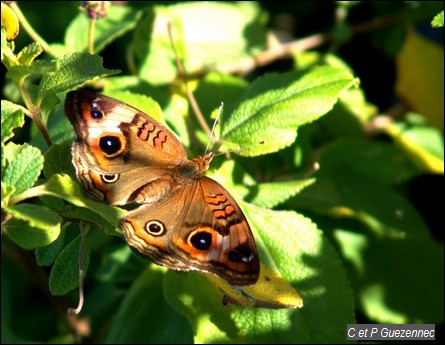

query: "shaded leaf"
(335, 230), (444, 323)
(314, 138), (420, 185)
(49, 233), (90, 295)
(105, 266), (193, 343)
(35, 228), (66, 266)
(294, 169), (431, 240)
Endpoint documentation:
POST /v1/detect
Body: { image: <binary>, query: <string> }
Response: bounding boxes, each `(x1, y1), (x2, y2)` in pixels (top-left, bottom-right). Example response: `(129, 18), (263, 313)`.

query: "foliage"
(1, 1), (443, 344)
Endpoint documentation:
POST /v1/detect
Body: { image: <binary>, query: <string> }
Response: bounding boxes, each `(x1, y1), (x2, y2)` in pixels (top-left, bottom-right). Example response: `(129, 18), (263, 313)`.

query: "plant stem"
(190, 12), (403, 77)
(88, 18), (96, 54)
(17, 81), (53, 148)
(33, 112), (53, 147)
(9, 2), (52, 55)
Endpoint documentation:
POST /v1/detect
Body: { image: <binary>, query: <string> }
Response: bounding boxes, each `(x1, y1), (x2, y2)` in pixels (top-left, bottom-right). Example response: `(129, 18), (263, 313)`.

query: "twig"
(9, 2), (52, 55)
(67, 222), (88, 316)
(188, 12), (403, 78)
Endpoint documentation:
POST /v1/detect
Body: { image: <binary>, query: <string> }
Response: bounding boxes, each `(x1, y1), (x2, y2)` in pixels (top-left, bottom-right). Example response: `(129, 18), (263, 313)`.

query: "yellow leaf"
(1, 3), (20, 41)
(203, 264), (304, 309)
(396, 28), (444, 130)
(385, 123), (444, 174)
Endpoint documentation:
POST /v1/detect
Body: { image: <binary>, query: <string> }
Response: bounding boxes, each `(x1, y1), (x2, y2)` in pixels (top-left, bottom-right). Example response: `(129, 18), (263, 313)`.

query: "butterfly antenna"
(204, 102), (224, 156)
(213, 141), (265, 158)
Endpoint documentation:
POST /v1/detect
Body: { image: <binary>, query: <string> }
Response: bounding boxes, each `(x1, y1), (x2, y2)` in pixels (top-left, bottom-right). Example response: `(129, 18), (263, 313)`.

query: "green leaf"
(163, 272), (235, 343)
(132, 6), (182, 85)
(95, 245), (146, 285)
(50, 174), (121, 223)
(62, 206), (116, 236)
(105, 266), (193, 343)
(317, 87), (377, 139)
(248, 208), (354, 342)
(221, 66), (357, 156)
(39, 92), (61, 126)
(17, 41), (43, 66)
(335, 230), (444, 323)
(0, 323), (27, 345)
(1, 177), (15, 207)
(46, 43), (69, 58)
(195, 72), (250, 123)
(19, 174), (125, 233)
(207, 160), (316, 209)
(46, 99), (75, 145)
(1, 100), (26, 143)
(313, 138), (420, 185)
(4, 204), (61, 249)
(3, 143), (44, 196)
(39, 194), (66, 211)
(5, 203), (61, 230)
(43, 141), (75, 178)
(0, 142), (6, 171)
(49, 233), (90, 295)
(293, 139), (431, 240)
(135, 2), (267, 84)
(1, 27), (19, 68)
(103, 90), (164, 124)
(64, 6), (141, 54)
(177, 2), (266, 67)
(6, 60), (59, 85)
(431, 10), (444, 28)
(40, 141), (72, 209)
(38, 52), (120, 100)
(35, 228), (66, 266)
(244, 178), (316, 209)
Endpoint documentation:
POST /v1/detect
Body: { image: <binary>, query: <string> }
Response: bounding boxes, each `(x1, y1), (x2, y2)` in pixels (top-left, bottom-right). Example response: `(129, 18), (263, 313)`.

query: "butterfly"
(64, 91), (260, 285)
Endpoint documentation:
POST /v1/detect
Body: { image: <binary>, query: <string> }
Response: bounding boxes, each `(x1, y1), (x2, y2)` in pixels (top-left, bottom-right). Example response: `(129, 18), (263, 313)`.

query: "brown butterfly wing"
(120, 181), (192, 272)
(121, 175), (260, 286)
(65, 91), (188, 205)
(66, 91), (260, 285)
(172, 176), (260, 285)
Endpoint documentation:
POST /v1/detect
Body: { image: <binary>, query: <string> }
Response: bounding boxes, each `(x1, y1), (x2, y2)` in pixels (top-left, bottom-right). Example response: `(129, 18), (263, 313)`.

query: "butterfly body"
(65, 91), (260, 285)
